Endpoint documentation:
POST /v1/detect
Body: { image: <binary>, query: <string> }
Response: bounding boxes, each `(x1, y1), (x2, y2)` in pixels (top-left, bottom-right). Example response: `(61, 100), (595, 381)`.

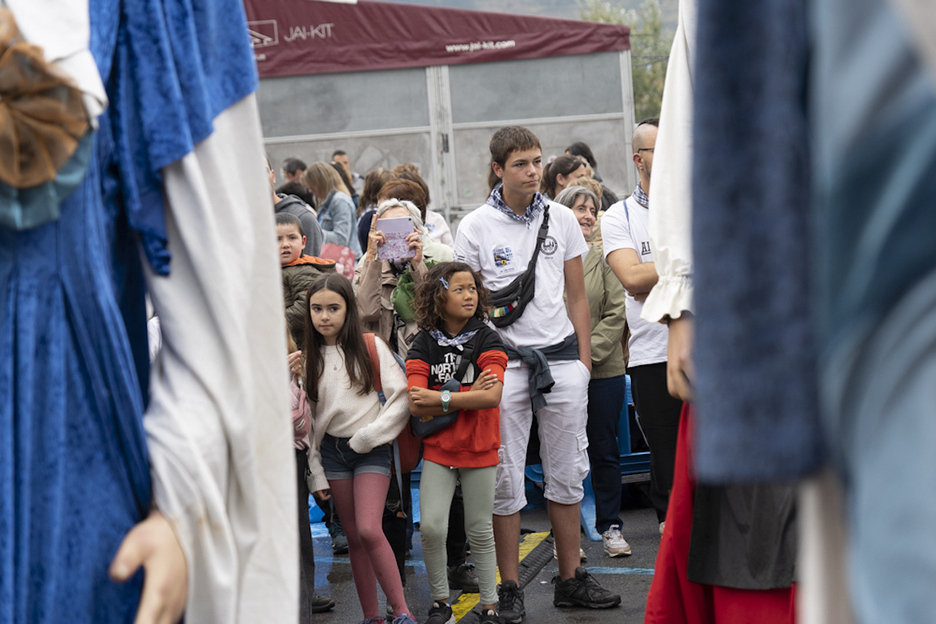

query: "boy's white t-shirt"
(601, 196), (669, 367)
(454, 201), (589, 352)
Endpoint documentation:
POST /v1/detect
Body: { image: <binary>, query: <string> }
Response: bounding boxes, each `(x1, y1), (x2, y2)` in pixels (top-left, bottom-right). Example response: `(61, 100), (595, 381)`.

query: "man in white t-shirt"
(603, 118), (684, 532)
(454, 126), (621, 622)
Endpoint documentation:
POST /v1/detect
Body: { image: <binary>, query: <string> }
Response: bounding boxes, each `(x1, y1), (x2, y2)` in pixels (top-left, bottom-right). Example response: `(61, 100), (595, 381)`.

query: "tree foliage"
(580, 0), (673, 123)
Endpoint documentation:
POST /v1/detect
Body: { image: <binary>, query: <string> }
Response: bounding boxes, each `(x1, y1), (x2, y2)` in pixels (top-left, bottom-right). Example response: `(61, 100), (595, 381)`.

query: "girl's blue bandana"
(429, 328), (479, 351)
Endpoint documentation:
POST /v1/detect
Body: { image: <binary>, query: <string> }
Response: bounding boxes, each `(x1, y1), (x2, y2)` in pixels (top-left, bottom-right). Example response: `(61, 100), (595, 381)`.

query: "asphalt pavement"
(310, 495), (659, 624)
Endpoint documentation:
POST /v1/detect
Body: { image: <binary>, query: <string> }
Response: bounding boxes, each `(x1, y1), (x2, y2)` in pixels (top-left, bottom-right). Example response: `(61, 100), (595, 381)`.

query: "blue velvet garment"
(0, 0), (258, 621)
(691, 0), (823, 482)
(0, 123), (150, 624)
(104, 0), (260, 274)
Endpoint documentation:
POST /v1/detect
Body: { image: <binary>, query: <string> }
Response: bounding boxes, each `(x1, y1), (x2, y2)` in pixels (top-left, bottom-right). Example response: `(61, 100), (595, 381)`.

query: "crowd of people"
(267, 109), (795, 624)
(267, 108), (795, 624)
(9, 1), (932, 623)
(268, 119), (710, 624)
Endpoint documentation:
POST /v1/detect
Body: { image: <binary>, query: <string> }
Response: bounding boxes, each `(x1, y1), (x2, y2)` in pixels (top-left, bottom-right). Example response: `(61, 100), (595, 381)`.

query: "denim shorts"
(319, 434), (392, 481)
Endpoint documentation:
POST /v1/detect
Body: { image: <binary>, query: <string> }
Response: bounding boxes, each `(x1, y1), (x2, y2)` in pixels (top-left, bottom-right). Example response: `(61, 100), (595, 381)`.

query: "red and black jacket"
(405, 318), (507, 468)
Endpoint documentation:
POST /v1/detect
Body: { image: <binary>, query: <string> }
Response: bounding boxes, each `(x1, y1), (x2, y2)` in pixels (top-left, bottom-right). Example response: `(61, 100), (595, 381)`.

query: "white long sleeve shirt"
(641, 0), (697, 323)
(306, 339), (410, 494)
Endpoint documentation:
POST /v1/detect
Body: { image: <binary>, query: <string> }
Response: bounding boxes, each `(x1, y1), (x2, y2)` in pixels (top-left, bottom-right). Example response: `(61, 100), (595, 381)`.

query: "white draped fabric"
(146, 94), (298, 623)
(641, 0), (696, 324)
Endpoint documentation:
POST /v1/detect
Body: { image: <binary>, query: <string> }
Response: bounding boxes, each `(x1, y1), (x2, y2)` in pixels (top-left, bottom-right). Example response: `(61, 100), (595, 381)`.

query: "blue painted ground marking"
(316, 554), (427, 568)
(586, 566), (655, 575)
(315, 554), (653, 575)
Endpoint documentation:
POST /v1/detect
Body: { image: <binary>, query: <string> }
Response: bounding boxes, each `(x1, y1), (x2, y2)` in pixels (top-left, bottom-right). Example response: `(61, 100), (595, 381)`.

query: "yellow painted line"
(451, 532), (550, 622)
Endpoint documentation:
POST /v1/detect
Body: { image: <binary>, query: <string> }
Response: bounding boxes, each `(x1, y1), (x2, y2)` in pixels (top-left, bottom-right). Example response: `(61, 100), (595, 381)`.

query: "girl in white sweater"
(303, 274), (416, 624)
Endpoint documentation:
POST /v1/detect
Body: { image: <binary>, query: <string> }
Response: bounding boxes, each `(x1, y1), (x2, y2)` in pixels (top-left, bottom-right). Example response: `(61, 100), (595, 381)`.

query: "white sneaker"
(659, 521), (666, 535)
(601, 525), (632, 557)
(552, 544), (587, 562)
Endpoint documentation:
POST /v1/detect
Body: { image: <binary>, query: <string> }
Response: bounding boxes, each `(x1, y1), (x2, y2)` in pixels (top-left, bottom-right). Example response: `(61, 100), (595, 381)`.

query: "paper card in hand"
(377, 217), (416, 261)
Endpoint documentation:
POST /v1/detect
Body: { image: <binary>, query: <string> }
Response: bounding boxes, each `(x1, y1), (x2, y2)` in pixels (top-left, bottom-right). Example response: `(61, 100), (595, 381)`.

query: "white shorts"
(494, 359), (591, 516)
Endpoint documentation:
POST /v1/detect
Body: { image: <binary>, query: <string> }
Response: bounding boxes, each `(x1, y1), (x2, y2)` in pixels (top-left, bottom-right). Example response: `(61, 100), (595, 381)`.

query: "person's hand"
(366, 214), (385, 261)
(408, 386), (441, 407)
(666, 313), (695, 402)
(406, 228), (424, 267)
(288, 350), (304, 376)
(110, 510), (188, 624)
(627, 286), (649, 302)
(313, 489), (331, 502)
(468, 369), (498, 392)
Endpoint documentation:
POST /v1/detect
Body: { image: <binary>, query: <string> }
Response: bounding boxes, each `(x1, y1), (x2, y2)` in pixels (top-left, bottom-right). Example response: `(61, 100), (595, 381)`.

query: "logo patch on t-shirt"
(429, 352), (476, 385)
(542, 236), (558, 256)
(431, 352), (460, 383)
(493, 246), (514, 273)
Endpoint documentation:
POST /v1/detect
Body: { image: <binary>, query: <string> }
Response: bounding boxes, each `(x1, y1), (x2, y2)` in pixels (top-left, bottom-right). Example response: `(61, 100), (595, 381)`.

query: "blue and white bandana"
(485, 184), (548, 229)
(631, 183), (650, 209)
(429, 328), (480, 351)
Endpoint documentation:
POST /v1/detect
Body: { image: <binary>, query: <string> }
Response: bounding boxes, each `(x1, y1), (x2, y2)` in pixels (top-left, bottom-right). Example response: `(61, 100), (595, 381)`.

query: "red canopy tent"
(243, 0), (630, 78)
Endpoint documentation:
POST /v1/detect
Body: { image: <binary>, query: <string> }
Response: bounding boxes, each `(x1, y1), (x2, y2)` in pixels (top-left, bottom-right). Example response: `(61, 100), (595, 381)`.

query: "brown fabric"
(0, 9), (88, 189)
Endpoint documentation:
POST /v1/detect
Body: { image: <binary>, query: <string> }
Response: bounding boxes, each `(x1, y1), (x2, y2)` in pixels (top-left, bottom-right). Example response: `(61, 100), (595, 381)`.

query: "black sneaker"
(447, 563), (480, 593)
(330, 517), (349, 555)
(310, 593), (335, 613)
(552, 567), (621, 609)
(423, 601), (454, 624)
(496, 580), (525, 624)
(478, 608), (502, 624)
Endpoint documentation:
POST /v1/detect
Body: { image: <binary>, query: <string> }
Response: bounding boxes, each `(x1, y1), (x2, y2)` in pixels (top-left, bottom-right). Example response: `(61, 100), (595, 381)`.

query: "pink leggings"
(329, 473), (410, 619)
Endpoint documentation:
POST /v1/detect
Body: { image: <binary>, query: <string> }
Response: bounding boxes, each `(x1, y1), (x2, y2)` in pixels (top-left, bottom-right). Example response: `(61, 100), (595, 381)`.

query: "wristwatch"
(440, 390), (452, 413)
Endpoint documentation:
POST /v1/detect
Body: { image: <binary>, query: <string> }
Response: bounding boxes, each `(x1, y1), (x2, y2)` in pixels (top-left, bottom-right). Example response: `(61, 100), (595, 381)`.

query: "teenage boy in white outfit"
(454, 126), (621, 623)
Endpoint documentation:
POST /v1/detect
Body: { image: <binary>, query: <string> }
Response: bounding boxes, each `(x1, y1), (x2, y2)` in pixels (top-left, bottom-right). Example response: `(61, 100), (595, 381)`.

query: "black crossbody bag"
(410, 342), (474, 438)
(488, 206), (550, 328)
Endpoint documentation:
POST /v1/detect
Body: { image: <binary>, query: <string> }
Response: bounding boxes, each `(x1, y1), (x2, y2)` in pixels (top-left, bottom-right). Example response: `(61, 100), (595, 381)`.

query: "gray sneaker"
(330, 517), (349, 555)
(447, 563), (480, 593)
(310, 593), (335, 613)
(496, 580), (525, 624)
